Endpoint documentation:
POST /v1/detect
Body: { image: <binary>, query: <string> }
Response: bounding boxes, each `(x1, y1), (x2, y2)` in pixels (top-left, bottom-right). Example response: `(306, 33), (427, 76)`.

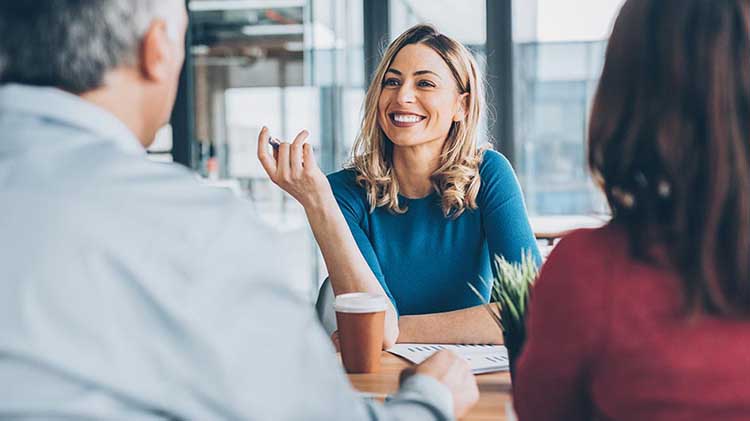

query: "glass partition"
(178, 0), (626, 299)
(187, 0), (365, 300)
(512, 0), (625, 215)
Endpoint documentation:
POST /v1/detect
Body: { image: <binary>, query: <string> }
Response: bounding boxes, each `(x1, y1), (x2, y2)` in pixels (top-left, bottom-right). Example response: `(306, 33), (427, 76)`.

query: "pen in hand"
(269, 136), (283, 150)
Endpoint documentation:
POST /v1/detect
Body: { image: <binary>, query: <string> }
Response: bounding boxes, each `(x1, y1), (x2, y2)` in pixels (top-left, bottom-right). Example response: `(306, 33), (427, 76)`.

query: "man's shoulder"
(64, 149), (258, 240)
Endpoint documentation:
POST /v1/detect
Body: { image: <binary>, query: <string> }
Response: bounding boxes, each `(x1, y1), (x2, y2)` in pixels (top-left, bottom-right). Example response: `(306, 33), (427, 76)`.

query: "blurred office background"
(151, 0), (624, 299)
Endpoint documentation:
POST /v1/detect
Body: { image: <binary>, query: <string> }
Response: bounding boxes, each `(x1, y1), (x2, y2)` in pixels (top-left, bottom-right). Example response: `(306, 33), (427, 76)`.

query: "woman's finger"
(290, 130), (308, 178)
(292, 129), (309, 146)
(276, 141), (292, 180)
(302, 143), (319, 174)
(256, 126), (277, 176)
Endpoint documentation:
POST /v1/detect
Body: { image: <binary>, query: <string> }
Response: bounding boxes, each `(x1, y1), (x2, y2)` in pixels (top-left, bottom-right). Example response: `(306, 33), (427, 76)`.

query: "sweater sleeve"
(478, 150), (541, 266)
(327, 170), (398, 309)
(512, 229), (610, 421)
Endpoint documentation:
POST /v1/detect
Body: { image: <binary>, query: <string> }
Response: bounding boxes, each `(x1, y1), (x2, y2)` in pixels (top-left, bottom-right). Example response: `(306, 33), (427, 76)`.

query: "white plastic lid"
(333, 293), (389, 313)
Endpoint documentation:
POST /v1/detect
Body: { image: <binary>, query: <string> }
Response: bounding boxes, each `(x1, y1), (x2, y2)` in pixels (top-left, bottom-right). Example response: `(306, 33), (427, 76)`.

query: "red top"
(513, 225), (750, 421)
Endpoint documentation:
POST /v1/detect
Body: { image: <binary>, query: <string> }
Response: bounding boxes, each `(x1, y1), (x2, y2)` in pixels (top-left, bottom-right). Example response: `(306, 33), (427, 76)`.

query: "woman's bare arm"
(257, 128), (399, 347)
(304, 198), (399, 347)
(397, 304), (503, 344)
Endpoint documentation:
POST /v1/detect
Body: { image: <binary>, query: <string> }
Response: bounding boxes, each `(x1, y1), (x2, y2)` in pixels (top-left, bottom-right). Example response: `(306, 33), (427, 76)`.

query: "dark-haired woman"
(514, 0), (750, 419)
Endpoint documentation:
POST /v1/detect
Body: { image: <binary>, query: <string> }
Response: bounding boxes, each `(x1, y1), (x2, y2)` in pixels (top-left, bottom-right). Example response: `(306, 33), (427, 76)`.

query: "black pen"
(269, 136), (283, 150)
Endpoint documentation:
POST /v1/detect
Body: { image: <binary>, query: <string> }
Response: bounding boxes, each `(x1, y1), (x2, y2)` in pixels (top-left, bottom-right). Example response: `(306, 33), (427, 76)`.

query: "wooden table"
(347, 351), (513, 420)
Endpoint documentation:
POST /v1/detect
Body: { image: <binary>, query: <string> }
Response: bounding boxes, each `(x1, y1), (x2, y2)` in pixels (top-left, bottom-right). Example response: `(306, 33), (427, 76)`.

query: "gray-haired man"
(0, 1), (478, 420)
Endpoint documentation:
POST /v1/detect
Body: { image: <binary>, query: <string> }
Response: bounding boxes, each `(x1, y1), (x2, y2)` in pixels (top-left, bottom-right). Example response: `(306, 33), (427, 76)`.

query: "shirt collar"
(0, 83), (146, 155)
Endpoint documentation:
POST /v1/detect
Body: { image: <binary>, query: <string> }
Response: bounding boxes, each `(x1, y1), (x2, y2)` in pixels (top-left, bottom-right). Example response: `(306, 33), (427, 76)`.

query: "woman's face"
(377, 43), (467, 149)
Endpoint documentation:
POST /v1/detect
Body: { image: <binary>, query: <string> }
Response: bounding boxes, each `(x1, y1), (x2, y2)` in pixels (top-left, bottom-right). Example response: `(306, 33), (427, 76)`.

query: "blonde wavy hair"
(349, 24), (487, 218)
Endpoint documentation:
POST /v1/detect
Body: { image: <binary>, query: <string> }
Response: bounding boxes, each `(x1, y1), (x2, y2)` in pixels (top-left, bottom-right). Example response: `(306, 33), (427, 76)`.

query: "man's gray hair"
(0, 0), (182, 94)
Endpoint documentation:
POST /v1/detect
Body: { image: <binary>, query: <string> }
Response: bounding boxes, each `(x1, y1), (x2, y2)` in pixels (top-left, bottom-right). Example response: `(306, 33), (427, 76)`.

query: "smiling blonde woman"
(258, 24), (539, 347)
(352, 25), (485, 218)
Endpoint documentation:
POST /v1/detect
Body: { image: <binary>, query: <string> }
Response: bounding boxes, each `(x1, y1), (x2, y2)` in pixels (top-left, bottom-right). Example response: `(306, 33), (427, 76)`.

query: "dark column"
(170, 1), (195, 168)
(486, 0), (515, 163)
(363, 0), (390, 86)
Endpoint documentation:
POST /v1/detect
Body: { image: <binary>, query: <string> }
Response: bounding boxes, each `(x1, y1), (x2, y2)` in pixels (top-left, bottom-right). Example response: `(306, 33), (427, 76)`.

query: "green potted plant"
(469, 250), (538, 376)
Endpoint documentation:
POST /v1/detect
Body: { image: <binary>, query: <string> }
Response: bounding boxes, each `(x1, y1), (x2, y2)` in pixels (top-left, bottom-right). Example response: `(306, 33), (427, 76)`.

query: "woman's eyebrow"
(414, 70), (442, 79)
(385, 68), (442, 79)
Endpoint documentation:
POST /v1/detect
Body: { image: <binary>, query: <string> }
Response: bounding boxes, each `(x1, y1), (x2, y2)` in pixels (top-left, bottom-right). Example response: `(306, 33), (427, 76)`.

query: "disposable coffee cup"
(334, 293), (388, 374)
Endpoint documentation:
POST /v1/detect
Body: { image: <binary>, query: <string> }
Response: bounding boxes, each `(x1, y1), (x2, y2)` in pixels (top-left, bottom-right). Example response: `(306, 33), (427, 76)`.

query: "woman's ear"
(452, 93), (470, 122)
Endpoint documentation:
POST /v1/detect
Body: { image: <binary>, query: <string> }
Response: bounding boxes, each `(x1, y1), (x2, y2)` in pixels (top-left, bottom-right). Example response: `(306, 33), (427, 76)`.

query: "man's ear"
(140, 19), (172, 82)
(453, 92), (470, 122)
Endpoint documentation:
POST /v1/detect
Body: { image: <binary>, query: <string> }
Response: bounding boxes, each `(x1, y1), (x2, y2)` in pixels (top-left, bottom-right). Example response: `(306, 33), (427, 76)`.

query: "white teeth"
(393, 114), (422, 123)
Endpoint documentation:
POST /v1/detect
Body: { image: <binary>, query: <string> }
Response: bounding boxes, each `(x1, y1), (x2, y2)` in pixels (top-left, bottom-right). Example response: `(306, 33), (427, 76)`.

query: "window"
(388, 0), (620, 216)
(174, 0), (624, 299)
(186, 0), (365, 299)
(513, 0), (625, 215)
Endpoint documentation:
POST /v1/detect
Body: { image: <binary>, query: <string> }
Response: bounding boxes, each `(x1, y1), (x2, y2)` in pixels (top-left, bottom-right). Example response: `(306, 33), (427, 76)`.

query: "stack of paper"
(387, 344), (509, 374)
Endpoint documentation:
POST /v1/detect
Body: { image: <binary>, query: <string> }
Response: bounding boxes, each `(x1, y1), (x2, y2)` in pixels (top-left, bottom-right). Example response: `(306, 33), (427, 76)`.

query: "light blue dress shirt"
(0, 84), (454, 421)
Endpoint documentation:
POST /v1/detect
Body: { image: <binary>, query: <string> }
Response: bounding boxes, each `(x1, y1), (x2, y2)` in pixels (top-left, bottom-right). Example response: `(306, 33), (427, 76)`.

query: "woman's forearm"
(304, 193), (400, 347)
(255, 129), (397, 345)
(397, 305), (504, 345)
(304, 193), (377, 293)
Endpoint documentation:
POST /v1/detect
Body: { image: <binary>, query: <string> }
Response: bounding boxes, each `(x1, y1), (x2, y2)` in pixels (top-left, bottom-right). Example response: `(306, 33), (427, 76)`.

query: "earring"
(657, 180), (671, 198)
(611, 186), (635, 209)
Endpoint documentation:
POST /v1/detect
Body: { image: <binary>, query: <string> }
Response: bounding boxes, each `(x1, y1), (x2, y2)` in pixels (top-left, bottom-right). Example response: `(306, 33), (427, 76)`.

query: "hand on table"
(405, 350), (479, 419)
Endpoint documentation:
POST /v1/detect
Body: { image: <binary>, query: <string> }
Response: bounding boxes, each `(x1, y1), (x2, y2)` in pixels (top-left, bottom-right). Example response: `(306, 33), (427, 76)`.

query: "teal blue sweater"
(328, 150), (540, 316)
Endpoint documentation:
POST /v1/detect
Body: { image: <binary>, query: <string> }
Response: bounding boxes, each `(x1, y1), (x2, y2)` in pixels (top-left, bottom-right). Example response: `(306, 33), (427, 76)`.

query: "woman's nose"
(396, 83), (416, 104)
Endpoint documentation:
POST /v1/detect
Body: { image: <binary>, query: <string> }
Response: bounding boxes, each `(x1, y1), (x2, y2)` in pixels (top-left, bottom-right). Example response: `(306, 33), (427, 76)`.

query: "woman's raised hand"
(257, 126), (332, 209)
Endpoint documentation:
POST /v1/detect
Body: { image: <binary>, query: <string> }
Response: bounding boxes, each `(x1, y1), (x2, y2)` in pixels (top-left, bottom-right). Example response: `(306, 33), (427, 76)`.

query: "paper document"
(387, 343), (509, 374)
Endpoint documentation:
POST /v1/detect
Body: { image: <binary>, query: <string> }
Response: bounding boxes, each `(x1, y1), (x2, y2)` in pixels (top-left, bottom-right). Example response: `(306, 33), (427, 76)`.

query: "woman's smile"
(389, 111), (427, 127)
(377, 43), (465, 147)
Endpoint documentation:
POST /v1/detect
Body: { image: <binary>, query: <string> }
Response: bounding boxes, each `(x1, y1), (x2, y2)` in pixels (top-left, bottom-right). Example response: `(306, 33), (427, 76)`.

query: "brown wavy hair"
(349, 24), (486, 218)
(588, 0), (750, 315)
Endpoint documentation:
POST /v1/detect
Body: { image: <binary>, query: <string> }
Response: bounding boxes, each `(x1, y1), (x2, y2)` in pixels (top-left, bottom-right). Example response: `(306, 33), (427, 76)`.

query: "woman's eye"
(383, 78), (400, 87)
(418, 80), (436, 88)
